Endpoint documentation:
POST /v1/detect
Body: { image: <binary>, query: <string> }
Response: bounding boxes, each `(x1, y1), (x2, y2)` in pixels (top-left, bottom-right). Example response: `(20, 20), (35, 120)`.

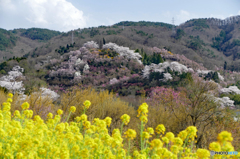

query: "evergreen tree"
(103, 38), (106, 45)
(135, 49), (139, 53)
(224, 61), (227, 70)
(156, 54), (164, 64)
(212, 72), (219, 83)
(152, 53), (157, 64)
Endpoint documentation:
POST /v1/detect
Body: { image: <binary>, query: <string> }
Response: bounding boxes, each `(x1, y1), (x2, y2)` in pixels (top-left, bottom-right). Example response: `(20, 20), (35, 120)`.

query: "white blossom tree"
(142, 61), (191, 79)
(103, 42), (142, 64)
(40, 87), (60, 101)
(219, 86), (240, 94)
(0, 66), (25, 93)
(83, 64), (90, 72)
(83, 41), (99, 49)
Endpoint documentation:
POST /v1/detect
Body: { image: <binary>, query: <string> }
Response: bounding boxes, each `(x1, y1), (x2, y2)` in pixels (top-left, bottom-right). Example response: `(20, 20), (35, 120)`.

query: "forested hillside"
(1, 16), (240, 72)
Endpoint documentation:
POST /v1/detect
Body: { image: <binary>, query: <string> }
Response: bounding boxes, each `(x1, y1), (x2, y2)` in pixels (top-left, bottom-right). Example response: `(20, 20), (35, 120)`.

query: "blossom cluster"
(109, 76), (131, 85)
(214, 96), (235, 108)
(39, 87), (60, 101)
(83, 41), (99, 49)
(142, 61), (191, 80)
(152, 47), (168, 54)
(49, 50), (90, 81)
(220, 86), (240, 95)
(197, 70), (224, 81)
(148, 87), (183, 106)
(103, 42), (142, 64)
(0, 66), (25, 93)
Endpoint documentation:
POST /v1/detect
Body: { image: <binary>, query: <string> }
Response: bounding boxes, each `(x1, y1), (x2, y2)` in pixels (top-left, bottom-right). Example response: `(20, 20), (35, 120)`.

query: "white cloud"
(0, 0), (87, 32)
(176, 10), (199, 24)
(176, 10), (191, 23)
(0, 0), (16, 10)
(238, 10), (240, 15)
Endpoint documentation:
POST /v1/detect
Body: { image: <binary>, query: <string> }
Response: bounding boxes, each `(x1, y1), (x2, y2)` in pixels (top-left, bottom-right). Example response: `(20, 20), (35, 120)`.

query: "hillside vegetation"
(1, 16), (240, 72)
(0, 37), (240, 158)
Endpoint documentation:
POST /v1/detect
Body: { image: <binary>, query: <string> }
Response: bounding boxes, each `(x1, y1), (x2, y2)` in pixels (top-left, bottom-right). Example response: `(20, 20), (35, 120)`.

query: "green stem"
(66, 112), (72, 123)
(128, 139), (131, 157)
(140, 120), (143, 152)
(120, 122), (124, 136)
(190, 140), (193, 153)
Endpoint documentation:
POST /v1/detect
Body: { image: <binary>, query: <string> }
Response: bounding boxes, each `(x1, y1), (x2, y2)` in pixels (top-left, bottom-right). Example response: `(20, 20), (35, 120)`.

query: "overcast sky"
(0, 0), (239, 32)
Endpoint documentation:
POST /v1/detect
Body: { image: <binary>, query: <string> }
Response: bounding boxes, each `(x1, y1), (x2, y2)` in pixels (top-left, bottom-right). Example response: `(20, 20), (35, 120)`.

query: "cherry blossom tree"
(103, 42), (142, 64)
(0, 66), (25, 93)
(83, 41), (99, 49)
(142, 61), (191, 80)
(40, 87), (60, 101)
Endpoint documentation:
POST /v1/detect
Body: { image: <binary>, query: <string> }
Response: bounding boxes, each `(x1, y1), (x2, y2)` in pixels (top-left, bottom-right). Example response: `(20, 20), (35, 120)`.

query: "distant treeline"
(115, 21), (174, 29)
(0, 28), (17, 51)
(20, 28), (61, 41)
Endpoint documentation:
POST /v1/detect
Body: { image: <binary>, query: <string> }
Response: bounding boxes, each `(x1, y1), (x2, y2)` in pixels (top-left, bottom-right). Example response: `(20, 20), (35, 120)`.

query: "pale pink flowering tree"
(152, 47), (168, 54)
(109, 78), (119, 85)
(83, 41), (99, 49)
(146, 86), (185, 109)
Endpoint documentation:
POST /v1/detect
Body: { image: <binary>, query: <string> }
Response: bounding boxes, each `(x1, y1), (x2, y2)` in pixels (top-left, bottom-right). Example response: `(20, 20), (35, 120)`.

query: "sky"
(0, 0), (240, 32)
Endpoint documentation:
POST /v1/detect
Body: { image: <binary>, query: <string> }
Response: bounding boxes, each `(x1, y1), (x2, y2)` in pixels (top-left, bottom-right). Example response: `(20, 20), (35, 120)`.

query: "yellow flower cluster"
(120, 114), (130, 125)
(0, 97), (239, 159)
(208, 131), (239, 159)
(137, 103), (148, 118)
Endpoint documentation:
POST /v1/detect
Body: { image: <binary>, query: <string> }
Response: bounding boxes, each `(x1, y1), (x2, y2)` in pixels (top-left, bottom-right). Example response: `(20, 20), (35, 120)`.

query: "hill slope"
(0, 16), (240, 71)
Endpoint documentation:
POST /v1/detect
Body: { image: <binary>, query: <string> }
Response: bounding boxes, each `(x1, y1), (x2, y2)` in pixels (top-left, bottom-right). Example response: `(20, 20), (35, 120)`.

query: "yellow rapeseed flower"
(165, 132), (175, 141)
(170, 145), (179, 154)
(13, 110), (21, 118)
(21, 102), (30, 110)
(217, 131), (233, 143)
(80, 148), (89, 158)
(57, 109), (63, 115)
(140, 115), (148, 124)
(221, 142), (234, 152)
(69, 106), (76, 113)
(104, 117), (112, 127)
(173, 137), (183, 147)
(137, 103), (148, 117)
(161, 136), (170, 144)
(83, 100), (91, 109)
(142, 131), (151, 139)
(155, 124), (165, 135)
(124, 129), (137, 140)
(120, 114), (130, 125)
(186, 126), (198, 141)
(178, 130), (188, 141)
(209, 142), (221, 151)
(196, 148), (210, 158)
(83, 121), (91, 129)
(7, 98), (12, 103)
(47, 113), (53, 119)
(150, 139), (163, 149)
(2, 102), (11, 111)
(7, 93), (13, 98)
(147, 127), (154, 135)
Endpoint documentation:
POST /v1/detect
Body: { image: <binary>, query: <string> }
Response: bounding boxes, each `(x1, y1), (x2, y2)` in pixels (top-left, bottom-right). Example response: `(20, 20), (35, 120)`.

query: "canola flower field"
(0, 93), (239, 159)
